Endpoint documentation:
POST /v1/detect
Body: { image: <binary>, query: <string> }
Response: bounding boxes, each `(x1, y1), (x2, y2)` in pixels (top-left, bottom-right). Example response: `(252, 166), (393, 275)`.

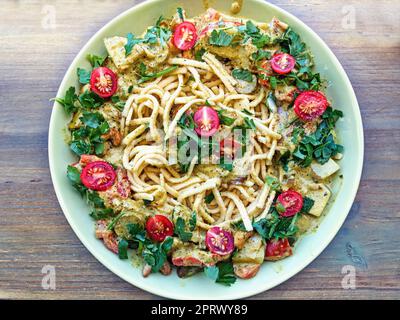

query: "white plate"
(49, 0), (364, 299)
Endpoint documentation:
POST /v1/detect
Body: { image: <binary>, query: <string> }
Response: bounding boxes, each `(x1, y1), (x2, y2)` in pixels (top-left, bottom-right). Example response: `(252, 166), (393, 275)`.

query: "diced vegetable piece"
(306, 184), (331, 217)
(233, 263), (261, 279)
(232, 234), (265, 264)
(311, 159), (340, 179)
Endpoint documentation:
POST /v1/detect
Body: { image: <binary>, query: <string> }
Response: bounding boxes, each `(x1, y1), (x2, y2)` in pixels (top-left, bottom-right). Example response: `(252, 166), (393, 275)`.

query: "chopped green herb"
(174, 217), (193, 242)
(205, 193), (215, 204)
(301, 197), (315, 214)
(125, 33), (143, 56)
(209, 29), (233, 47)
(217, 110), (235, 126)
(118, 239), (129, 259)
(77, 68), (91, 85)
(86, 54), (106, 68)
(266, 176), (281, 191)
(177, 7), (184, 21)
(204, 262), (237, 286)
(232, 69), (253, 82)
(138, 65), (178, 84)
(195, 48), (206, 61)
(54, 87), (79, 115)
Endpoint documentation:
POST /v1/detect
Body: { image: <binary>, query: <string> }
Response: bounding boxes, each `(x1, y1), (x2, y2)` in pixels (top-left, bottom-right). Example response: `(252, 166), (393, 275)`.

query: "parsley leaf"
(87, 54), (106, 68)
(205, 262), (237, 286)
(188, 212), (197, 232)
(54, 87), (79, 115)
(301, 197), (315, 214)
(66, 165), (114, 219)
(217, 109), (235, 126)
(209, 30), (233, 47)
(77, 68), (91, 85)
(125, 33), (143, 56)
(293, 107), (344, 166)
(174, 217), (193, 242)
(177, 7), (184, 21)
(265, 176), (281, 191)
(195, 48), (206, 61)
(69, 111), (110, 156)
(118, 239), (129, 259)
(205, 193), (215, 204)
(143, 16), (171, 47)
(232, 69), (253, 82)
(239, 20), (271, 48)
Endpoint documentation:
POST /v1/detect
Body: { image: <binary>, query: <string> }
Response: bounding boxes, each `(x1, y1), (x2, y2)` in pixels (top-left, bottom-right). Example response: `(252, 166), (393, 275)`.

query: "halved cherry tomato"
(205, 227), (234, 255)
(220, 138), (242, 160)
(271, 53), (296, 75)
(258, 60), (273, 87)
(90, 67), (118, 98)
(276, 190), (304, 217)
(173, 22), (197, 50)
(193, 106), (220, 137)
(80, 161), (116, 191)
(146, 215), (174, 242)
(265, 238), (293, 261)
(294, 91), (329, 121)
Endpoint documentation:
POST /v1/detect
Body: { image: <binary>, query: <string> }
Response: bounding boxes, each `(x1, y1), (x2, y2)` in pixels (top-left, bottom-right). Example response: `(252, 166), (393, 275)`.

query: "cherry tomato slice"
(265, 238), (293, 261)
(146, 215), (174, 242)
(193, 106), (220, 137)
(80, 161), (116, 191)
(271, 53), (296, 75)
(205, 227), (234, 255)
(220, 138), (242, 160)
(294, 91), (329, 121)
(258, 60), (273, 87)
(276, 190), (304, 217)
(90, 67), (118, 99)
(173, 22), (197, 50)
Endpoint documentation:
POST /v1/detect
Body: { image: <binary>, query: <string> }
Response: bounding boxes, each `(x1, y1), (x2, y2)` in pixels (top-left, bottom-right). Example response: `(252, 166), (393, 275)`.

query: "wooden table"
(1, 0), (399, 300)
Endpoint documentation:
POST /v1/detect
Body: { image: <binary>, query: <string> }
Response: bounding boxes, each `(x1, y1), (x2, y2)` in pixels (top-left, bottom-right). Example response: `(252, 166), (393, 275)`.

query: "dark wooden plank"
(0, 0), (399, 300)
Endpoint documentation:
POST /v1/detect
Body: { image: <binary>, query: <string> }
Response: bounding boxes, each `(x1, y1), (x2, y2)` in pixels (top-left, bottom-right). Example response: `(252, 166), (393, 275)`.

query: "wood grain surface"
(0, 0), (399, 300)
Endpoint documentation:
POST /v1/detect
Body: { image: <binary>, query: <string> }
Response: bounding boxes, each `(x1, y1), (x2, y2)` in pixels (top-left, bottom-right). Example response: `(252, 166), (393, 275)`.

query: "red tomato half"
(193, 106), (220, 137)
(146, 215), (174, 242)
(294, 91), (329, 121)
(271, 53), (296, 75)
(276, 190), (304, 217)
(258, 60), (273, 87)
(80, 161), (116, 191)
(90, 67), (118, 99)
(205, 227), (234, 255)
(173, 22), (197, 50)
(220, 138), (242, 160)
(265, 238), (293, 261)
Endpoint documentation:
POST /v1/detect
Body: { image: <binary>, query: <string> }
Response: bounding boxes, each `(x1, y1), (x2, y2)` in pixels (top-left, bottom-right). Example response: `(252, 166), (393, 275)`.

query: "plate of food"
(49, 0), (363, 299)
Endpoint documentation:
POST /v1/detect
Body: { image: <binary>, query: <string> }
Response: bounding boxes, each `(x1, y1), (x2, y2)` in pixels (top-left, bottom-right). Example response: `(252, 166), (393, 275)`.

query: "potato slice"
(232, 234), (265, 264)
(306, 184), (331, 217)
(311, 159), (340, 180)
